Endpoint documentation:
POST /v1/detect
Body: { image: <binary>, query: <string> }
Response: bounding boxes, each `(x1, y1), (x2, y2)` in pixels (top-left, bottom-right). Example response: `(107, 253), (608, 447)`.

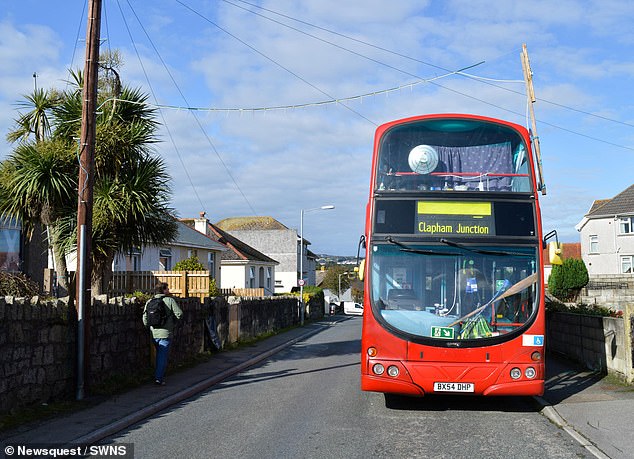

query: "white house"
(576, 184), (634, 275)
(215, 216), (317, 293)
(111, 220), (227, 281)
(180, 213), (278, 295)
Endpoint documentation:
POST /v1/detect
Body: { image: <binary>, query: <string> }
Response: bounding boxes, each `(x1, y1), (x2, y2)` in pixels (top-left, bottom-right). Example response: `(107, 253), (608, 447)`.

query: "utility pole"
(520, 43), (546, 195)
(76, 0), (102, 400)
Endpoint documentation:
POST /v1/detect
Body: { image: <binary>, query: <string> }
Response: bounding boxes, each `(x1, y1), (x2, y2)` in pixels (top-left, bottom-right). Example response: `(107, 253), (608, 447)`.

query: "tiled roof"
(542, 242), (581, 266)
(207, 223), (278, 264)
(215, 216), (288, 231)
(179, 218), (278, 264)
(174, 221), (227, 251)
(586, 184), (634, 217)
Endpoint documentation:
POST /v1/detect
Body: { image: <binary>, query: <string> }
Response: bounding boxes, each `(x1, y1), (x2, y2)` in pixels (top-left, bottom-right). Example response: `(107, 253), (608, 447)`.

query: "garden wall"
(0, 294), (306, 415)
(547, 310), (633, 379)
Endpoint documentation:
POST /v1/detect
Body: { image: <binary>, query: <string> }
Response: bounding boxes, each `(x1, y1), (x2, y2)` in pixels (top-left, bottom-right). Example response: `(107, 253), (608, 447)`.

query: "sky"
(1, 0), (634, 256)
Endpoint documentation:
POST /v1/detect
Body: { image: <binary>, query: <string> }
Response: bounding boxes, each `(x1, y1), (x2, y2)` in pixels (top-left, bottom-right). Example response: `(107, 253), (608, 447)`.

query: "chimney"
(194, 212), (208, 234)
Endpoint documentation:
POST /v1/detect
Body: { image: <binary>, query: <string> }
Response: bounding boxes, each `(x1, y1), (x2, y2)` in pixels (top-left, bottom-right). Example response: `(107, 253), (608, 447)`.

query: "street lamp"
(299, 205), (335, 325)
(338, 271), (351, 300)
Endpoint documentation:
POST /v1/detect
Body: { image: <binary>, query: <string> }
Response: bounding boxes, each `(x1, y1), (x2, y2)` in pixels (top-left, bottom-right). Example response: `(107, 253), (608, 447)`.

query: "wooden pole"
(76, 0), (102, 400)
(521, 44), (546, 195)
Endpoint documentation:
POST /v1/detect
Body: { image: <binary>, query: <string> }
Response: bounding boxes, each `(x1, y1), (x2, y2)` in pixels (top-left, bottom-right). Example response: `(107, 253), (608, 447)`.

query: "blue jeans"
(153, 338), (172, 382)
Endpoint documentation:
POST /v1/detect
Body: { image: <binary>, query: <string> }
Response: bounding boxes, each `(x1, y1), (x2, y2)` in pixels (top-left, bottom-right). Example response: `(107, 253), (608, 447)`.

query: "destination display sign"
(416, 201), (495, 236)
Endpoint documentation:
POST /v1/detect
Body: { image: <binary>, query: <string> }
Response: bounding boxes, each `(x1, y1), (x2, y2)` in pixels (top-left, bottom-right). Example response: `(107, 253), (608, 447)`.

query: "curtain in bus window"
(435, 142), (512, 191)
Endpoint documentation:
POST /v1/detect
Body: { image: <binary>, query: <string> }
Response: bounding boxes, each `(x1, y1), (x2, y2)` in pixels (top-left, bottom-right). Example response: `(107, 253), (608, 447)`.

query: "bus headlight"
(510, 368), (522, 380)
(373, 363), (385, 375)
(387, 365), (400, 377)
(525, 367), (536, 379)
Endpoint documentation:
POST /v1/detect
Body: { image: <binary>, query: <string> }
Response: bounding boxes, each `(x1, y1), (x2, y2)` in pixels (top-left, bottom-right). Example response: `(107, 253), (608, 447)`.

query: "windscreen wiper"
(439, 238), (529, 257)
(386, 236), (462, 256)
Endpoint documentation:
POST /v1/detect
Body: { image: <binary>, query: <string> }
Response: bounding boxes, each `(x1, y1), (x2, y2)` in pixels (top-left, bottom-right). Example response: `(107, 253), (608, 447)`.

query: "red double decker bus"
(360, 113), (558, 397)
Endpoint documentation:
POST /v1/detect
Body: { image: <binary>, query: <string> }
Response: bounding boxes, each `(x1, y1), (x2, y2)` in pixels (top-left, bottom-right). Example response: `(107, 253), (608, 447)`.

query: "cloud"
(2, 1), (634, 255)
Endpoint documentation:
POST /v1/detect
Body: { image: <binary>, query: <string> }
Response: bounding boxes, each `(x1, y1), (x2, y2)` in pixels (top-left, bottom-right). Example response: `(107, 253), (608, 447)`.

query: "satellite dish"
(408, 145), (438, 174)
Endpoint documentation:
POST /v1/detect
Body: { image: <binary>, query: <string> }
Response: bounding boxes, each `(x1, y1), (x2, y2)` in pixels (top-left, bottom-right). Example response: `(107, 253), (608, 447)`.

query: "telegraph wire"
(122, 0), (258, 215)
(116, 0), (207, 214)
(175, 0), (378, 127)
(225, 0), (634, 131)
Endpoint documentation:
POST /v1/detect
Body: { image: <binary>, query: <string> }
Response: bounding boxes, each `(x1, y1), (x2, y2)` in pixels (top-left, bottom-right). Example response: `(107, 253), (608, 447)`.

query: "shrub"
(173, 255), (205, 271)
(0, 272), (39, 297)
(548, 258), (589, 302)
(209, 277), (221, 297)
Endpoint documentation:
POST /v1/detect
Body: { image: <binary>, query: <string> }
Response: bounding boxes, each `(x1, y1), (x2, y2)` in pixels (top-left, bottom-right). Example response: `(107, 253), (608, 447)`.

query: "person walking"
(143, 282), (183, 385)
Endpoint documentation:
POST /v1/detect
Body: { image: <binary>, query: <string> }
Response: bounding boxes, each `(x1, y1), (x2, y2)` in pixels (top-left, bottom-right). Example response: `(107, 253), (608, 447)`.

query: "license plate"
(433, 382), (474, 393)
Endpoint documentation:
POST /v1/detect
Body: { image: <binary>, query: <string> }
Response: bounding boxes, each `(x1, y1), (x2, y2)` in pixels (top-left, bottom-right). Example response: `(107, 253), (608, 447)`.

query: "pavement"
(2, 316), (633, 459)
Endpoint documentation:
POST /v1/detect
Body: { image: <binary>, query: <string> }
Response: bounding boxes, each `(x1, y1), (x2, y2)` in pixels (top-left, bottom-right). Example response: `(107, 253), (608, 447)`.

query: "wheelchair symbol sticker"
(522, 335), (544, 346)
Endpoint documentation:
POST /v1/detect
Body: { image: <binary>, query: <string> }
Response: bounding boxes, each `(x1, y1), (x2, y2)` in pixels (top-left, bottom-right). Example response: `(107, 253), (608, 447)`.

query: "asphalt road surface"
(102, 317), (592, 459)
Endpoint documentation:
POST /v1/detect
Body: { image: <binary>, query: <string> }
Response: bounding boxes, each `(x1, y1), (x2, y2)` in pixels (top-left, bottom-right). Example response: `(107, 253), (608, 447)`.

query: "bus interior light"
(525, 367), (536, 379)
(510, 368), (522, 380)
(373, 363), (385, 375)
(387, 365), (400, 377)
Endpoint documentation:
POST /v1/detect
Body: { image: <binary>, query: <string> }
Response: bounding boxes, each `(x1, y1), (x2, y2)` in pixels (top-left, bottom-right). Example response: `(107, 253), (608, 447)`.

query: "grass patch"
(603, 372), (634, 389)
(0, 399), (95, 433)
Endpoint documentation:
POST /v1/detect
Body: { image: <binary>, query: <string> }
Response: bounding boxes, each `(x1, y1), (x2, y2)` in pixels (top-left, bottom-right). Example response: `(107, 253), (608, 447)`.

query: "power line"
(224, 0), (634, 132)
(175, 0), (378, 127)
(122, 0), (258, 215)
(116, 0), (206, 214)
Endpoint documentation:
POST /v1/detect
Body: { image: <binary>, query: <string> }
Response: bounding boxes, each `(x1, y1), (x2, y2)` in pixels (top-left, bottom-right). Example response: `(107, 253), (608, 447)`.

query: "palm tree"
(6, 88), (60, 144)
(4, 87), (72, 294)
(3, 59), (178, 297)
(51, 70), (177, 295)
(0, 140), (76, 294)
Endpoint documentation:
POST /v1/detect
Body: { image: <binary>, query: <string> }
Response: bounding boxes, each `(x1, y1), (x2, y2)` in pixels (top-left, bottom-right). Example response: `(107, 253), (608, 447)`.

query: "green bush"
(546, 299), (622, 318)
(548, 258), (589, 302)
(209, 277), (221, 297)
(0, 272), (39, 297)
(173, 255), (205, 271)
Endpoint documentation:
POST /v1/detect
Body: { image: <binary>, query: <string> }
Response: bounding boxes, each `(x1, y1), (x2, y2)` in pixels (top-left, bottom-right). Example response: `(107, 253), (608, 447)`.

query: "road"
(101, 317), (592, 459)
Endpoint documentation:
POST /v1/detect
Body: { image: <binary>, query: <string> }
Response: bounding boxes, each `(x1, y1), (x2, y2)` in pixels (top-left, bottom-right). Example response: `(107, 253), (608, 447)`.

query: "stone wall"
(547, 311), (630, 376)
(0, 294), (305, 415)
(579, 274), (634, 309)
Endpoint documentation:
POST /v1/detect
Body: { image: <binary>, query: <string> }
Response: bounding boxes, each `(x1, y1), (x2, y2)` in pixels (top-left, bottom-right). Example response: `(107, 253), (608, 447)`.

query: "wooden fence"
(109, 271), (210, 301)
(219, 288), (265, 297)
(108, 271), (266, 300)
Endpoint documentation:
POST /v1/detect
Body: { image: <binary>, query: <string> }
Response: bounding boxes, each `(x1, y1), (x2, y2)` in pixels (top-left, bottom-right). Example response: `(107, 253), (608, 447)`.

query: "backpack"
(146, 297), (168, 328)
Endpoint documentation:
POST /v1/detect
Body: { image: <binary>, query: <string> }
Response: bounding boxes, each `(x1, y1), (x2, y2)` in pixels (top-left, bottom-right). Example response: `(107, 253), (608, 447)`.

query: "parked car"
(343, 301), (363, 316)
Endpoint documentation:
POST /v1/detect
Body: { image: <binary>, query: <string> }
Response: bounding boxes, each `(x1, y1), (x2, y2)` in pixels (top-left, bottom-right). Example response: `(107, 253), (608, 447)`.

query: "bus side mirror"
(356, 260), (365, 281)
(548, 241), (563, 265)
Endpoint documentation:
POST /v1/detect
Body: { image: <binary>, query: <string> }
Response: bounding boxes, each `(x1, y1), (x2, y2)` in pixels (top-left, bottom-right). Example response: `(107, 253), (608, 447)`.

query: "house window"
(266, 267), (272, 290)
(249, 267), (256, 288)
(621, 256), (633, 274)
(130, 247), (142, 271)
(589, 235), (599, 254)
(619, 217), (634, 234)
(159, 248), (172, 271)
(187, 249), (198, 259)
(208, 252), (215, 275)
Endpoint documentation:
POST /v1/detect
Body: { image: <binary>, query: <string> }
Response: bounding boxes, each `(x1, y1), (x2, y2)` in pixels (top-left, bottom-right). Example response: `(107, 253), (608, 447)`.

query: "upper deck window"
(376, 118), (531, 193)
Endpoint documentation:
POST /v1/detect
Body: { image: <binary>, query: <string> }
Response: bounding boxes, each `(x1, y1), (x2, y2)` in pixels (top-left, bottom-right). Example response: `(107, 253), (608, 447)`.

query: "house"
(576, 184), (634, 275)
(215, 216), (316, 293)
(112, 219), (227, 281)
(180, 213), (278, 295)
